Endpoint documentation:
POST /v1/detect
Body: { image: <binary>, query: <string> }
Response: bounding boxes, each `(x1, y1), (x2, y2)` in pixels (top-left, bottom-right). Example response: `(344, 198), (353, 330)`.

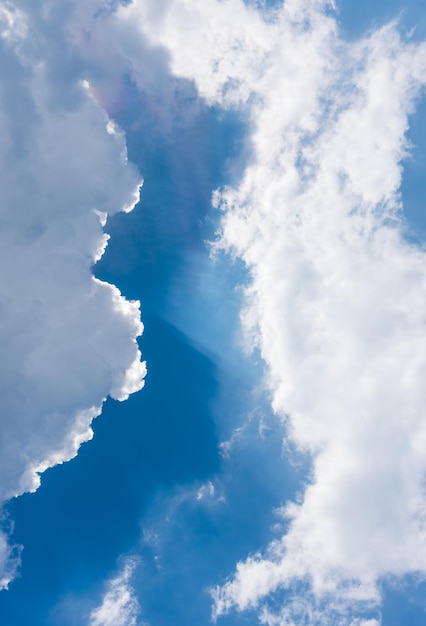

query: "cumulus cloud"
(109, 0), (426, 623)
(113, 0), (272, 107)
(0, 0), (145, 585)
(4, 0), (426, 621)
(89, 559), (142, 626)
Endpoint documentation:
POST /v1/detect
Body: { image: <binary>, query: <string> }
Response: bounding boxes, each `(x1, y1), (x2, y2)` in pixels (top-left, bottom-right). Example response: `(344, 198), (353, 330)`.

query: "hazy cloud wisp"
(89, 559), (142, 626)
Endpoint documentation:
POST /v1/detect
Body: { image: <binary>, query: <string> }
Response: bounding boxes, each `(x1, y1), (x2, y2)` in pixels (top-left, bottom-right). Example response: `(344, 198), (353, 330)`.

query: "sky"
(1, 1), (426, 625)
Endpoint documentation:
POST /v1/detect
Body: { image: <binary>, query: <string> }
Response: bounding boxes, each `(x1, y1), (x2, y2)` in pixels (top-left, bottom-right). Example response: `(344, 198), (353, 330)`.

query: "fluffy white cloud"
(0, 0), (145, 586)
(113, 0), (272, 107)
(110, 0), (426, 623)
(4, 0), (426, 621)
(216, 10), (426, 626)
(89, 559), (142, 626)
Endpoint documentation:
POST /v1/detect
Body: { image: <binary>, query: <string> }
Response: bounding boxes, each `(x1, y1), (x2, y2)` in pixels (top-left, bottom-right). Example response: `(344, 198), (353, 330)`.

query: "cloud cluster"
(0, 0), (145, 586)
(4, 0), (426, 622)
(111, 0), (426, 623)
(216, 10), (426, 626)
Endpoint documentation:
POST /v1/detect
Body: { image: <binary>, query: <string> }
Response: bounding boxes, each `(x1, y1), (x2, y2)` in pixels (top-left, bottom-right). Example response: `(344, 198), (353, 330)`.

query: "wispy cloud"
(89, 559), (143, 626)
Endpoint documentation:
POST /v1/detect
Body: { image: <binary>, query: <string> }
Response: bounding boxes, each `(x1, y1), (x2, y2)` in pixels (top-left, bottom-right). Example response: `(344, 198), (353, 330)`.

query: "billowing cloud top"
(0, 0), (145, 587)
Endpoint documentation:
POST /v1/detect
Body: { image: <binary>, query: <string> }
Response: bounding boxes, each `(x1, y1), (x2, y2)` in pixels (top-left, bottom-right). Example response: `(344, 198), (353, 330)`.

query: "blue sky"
(2, 1), (426, 626)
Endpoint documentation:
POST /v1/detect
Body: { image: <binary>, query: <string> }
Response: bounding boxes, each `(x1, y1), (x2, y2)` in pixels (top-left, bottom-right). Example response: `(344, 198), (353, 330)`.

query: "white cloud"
(108, 0), (426, 623)
(0, 529), (21, 591)
(196, 481), (216, 501)
(258, 595), (381, 626)
(113, 0), (272, 107)
(89, 559), (142, 626)
(4, 0), (426, 621)
(0, 0), (145, 585)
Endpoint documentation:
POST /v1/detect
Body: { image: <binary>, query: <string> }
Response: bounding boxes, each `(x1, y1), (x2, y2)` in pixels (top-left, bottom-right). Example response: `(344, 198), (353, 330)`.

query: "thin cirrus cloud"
(89, 558), (143, 626)
(110, 0), (426, 624)
(0, 0), (145, 587)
